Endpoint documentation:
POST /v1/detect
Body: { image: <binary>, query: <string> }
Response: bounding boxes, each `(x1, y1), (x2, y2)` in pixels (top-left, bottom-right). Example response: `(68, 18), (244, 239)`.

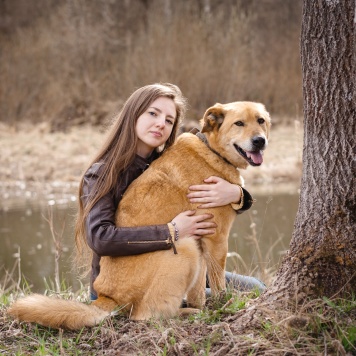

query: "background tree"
(261, 0), (356, 304)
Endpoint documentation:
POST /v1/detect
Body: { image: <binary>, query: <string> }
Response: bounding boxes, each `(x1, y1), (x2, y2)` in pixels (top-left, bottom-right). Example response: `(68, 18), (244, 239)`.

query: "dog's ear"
(201, 104), (226, 133)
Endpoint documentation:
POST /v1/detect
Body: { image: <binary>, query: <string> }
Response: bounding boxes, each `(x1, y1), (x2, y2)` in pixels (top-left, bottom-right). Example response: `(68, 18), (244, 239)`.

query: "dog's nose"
(252, 136), (266, 149)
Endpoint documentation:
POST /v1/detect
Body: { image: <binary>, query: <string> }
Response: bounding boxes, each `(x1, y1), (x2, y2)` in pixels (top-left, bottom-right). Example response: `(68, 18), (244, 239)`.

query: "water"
(0, 186), (299, 293)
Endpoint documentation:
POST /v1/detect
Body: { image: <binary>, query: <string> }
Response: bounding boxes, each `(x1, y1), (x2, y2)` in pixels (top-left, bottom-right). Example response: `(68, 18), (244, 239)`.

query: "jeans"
(205, 271), (266, 297)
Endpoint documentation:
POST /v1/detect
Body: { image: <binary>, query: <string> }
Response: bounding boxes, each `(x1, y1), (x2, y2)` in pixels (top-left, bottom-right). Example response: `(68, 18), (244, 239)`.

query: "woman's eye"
(166, 119), (174, 125)
(149, 111), (157, 116)
(258, 118), (265, 124)
(235, 121), (244, 127)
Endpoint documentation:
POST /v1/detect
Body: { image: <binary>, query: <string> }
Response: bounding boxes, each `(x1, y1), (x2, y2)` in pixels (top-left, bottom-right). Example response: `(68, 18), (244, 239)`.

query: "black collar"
(190, 128), (234, 167)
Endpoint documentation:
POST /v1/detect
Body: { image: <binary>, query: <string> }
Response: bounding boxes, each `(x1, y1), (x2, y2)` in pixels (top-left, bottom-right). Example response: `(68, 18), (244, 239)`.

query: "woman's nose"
(155, 117), (166, 128)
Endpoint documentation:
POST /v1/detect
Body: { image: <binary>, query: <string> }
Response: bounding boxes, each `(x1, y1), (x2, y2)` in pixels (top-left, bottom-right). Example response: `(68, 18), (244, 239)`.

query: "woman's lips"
(150, 131), (162, 137)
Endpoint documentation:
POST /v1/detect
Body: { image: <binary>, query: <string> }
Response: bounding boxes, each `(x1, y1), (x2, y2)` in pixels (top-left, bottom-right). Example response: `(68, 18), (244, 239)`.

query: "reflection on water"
(0, 188), (299, 293)
(227, 193), (298, 276)
(0, 195), (83, 293)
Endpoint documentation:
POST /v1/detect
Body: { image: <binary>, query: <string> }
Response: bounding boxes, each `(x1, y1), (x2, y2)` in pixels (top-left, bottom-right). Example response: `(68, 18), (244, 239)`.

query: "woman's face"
(135, 97), (177, 158)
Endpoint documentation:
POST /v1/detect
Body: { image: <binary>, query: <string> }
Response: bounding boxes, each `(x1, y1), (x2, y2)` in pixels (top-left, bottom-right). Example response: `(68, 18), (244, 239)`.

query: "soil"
(0, 120), (303, 202)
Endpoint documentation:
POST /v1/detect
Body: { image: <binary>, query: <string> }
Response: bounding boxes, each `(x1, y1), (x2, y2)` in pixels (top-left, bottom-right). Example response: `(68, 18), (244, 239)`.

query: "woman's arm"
(84, 191), (173, 257)
(82, 167), (216, 257)
(187, 176), (254, 213)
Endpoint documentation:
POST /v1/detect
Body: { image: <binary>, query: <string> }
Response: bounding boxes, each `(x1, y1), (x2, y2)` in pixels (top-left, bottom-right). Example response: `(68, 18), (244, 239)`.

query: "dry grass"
(0, 120), (303, 201)
(1, 280), (355, 355)
(0, 1), (302, 126)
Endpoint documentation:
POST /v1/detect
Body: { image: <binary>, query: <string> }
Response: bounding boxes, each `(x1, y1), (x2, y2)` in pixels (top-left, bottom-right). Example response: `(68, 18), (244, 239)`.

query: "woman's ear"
(200, 103), (226, 133)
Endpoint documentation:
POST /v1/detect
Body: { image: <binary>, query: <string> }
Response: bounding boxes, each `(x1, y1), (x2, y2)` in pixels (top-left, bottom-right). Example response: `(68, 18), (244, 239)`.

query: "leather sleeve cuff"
(236, 187), (254, 214)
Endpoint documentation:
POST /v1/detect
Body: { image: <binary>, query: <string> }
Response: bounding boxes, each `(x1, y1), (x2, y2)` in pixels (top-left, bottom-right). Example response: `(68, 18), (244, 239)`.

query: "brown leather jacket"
(82, 153), (253, 298)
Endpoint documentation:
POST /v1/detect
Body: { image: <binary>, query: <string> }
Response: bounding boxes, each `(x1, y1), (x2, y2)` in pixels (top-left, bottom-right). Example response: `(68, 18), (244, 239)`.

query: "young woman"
(75, 83), (265, 300)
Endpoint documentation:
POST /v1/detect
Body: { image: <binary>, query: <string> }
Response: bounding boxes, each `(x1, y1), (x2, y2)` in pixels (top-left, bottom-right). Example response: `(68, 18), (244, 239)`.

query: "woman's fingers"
(196, 212), (213, 219)
(173, 211), (217, 240)
(192, 218), (217, 238)
(188, 193), (216, 201)
(192, 229), (216, 238)
(188, 184), (211, 192)
(181, 209), (197, 216)
(196, 221), (217, 228)
(188, 176), (241, 208)
(197, 203), (217, 209)
(189, 176), (221, 191)
(188, 187), (214, 196)
(203, 176), (221, 184)
(187, 181), (217, 203)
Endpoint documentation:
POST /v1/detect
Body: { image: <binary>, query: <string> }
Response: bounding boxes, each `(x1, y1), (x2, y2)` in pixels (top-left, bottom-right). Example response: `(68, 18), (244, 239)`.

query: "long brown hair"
(74, 83), (187, 270)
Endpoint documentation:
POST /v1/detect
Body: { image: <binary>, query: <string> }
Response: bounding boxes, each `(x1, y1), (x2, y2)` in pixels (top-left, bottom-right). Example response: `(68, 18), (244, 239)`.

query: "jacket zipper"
(127, 239), (177, 254)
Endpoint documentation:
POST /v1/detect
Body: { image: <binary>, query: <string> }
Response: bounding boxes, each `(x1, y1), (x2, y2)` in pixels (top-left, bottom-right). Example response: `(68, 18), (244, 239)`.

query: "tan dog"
(8, 102), (271, 329)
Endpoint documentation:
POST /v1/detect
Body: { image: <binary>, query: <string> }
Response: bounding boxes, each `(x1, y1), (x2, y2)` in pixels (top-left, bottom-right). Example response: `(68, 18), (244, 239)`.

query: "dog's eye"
(235, 121), (244, 127)
(257, 118), (265, 124)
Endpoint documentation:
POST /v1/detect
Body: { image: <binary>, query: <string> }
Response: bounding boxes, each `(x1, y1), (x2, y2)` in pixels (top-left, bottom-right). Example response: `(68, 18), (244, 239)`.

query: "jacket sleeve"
(82, 165), (173, 257)
(236, 187), (254, 215)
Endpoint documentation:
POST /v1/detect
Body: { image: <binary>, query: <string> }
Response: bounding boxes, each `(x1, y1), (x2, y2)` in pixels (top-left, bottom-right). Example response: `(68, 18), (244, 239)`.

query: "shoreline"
(0, 122), (303, 209)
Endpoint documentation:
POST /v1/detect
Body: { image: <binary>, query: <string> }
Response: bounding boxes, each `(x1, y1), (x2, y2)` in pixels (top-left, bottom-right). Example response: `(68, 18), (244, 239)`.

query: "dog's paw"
(178, 307), (201, 317)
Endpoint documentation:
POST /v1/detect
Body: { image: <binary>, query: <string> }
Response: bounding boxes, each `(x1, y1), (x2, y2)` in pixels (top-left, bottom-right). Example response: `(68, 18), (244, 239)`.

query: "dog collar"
(190, 128), (234, 167)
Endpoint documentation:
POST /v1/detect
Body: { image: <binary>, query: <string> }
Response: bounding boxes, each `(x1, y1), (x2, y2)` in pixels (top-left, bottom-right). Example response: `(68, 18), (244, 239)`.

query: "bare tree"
(262, 0), (356, 304)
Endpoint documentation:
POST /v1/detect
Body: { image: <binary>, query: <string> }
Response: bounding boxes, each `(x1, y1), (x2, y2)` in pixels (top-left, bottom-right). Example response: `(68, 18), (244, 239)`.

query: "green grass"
(1, 277), (355, 355)
(190, 287), (261, 324)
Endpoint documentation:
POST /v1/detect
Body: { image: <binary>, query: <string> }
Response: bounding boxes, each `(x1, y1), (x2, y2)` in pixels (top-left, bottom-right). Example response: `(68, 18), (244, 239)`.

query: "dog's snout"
(252, 136), (266, 149)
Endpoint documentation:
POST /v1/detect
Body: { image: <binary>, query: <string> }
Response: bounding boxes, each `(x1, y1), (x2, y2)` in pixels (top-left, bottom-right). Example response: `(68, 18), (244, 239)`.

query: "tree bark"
(262, 0), (356, 303)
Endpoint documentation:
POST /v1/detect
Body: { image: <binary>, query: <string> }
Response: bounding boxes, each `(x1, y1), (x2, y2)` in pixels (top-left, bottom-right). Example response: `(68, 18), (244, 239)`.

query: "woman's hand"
(187, 176), (241, 208)
(171, 210), (217, 240)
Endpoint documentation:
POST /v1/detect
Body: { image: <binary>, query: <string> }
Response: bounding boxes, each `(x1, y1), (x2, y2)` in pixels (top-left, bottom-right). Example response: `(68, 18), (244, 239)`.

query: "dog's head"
(200, 102), (271, 169)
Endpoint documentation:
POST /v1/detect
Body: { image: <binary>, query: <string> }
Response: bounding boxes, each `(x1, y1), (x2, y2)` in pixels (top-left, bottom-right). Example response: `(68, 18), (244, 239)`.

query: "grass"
(1, 2), (302, 126)
(192, 288), (261, 325)
(1, 275), (355, 355)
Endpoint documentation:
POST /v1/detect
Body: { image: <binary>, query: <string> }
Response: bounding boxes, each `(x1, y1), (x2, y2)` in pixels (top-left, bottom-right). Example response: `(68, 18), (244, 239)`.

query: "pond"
(0, 184), (300, 294)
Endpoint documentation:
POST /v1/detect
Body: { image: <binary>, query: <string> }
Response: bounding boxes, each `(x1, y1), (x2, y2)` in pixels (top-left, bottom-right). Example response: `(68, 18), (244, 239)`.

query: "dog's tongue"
(246, 151), (263, 164)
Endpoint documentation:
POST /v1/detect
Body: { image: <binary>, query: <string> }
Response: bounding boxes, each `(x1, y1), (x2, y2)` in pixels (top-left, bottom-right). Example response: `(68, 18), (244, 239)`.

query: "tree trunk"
(263, 0), (356, 303)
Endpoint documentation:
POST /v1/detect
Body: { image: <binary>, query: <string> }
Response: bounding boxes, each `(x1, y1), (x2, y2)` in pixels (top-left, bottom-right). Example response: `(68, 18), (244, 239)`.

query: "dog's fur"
(8, 102), (271, 329)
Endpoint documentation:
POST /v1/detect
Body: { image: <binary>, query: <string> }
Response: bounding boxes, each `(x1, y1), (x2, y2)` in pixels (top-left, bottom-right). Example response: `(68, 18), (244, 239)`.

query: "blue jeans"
(205, 271), (266, 297)
(90, 272), (265, 301)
